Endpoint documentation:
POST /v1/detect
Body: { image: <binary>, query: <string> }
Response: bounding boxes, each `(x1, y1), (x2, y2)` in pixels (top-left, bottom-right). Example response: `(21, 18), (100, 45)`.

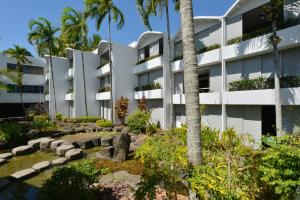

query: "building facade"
(46, 0), (300, 140)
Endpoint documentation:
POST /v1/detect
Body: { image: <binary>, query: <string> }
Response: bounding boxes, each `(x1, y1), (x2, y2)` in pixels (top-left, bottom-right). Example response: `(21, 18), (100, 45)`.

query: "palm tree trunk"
(165, 3), (174, 128)
(272, 19), (283, 136)
(179, 0), (202, 199)
(48, 43), (57, 115)
(108, 9), (114, 123)
(81, 51), (88, 116)
(17, 62), (26, 115)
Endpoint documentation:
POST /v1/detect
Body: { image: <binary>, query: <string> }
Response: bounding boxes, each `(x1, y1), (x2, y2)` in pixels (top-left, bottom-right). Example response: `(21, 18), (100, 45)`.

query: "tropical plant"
(136, 0), (179, 129)
(137, 96), (147, 111)
(0, 122), (25, 147)
(85, 0), (125, 123)
(2, 45), (32, 114)
(96, 119), (113, 127)
(114, 96), (129, 125)
(28, 17), (60, 115)
(126, 109), (151, 134)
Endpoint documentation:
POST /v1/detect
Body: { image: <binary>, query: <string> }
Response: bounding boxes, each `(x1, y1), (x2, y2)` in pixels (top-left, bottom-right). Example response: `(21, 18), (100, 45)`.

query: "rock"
(125, 174), (141, 188)
(0, 178), (11, 190)
(96, 127), (104, 132)
(129, 143), (139, 153)
(25, 129), (39, 139)
(0, 159), (6, 165)
(0, 153), (13, 160)
(52, 132), (64, 138)
(99, 174), (114, 184)
(103, 128), (113, 132)
(61, 129), (75, 135)
(40, 138), (55, 150)
(113, 127), (123, 132)
(113, 133), (131, 162)
(99, 146), (114, 159)
(56, 144), (74, 156)
(50, 140), (65, 151)
(91, 137), (101, 146)
(12, 145), (33, 156)
(32, 161), (51, 171)
(65, 149), (83, 161)
(52, 157), (68, 166)
(28, 137), (49, 150)
(76, 140), (94, 149)
(101, 137), (114, 147)
(11, 168), (36, 180)
(112, 171), (130, 181)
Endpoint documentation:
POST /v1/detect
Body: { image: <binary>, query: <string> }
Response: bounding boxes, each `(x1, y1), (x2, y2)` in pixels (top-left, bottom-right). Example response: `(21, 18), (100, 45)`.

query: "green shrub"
(96, 119), (113, 127)
(0, 122), (24, 147)
(55, 112), (63, 121)
(33, 115), (50, 121)
(126, 109), (151, 134)
(38, 160), (102, 200)
(98, 86), (111, 93)
(62, 116), (102, 123)
(135, 83), (161, 92)
(196, 44), (221, 54)
(32, 116), (57, 131)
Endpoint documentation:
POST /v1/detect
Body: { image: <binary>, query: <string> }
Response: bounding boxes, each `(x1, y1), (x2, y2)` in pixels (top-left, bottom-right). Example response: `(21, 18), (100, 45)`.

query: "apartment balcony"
(65, 93), (74, 101)
(45, 72), (49, 82)
(173, 92), (221, 105)
(65, 68), (74, 80)
(135, 89), (163, 100)
(134, 55), (163, 74)
(172, 48), (221, 73)
(45, 94), (50, 101)
(96, 63), (110, 78)
(96, 91), (111, 100)
(223, 24), (300, 61)
(223, 87), (300, 105)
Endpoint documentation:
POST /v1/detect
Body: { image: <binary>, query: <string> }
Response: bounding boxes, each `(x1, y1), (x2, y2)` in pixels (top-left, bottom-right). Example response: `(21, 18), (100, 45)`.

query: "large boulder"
(50, 140), (66, 151)
(32, 161), (51, 172)
(40, 138), (55, 150)
(99, 146), (114, 159)
(101, 136), (114, 147)
(76, 140), (94, 149)
(52, 157), (68, 166)
(12, 145), (33, 156)
(11, 168), (36, 180)
(113, 132), (131, 162)
(56, 144), (74, 156)
(65, 149), (83, 161)
(0, 153), (13, 160)
(28, 137), (50, 150)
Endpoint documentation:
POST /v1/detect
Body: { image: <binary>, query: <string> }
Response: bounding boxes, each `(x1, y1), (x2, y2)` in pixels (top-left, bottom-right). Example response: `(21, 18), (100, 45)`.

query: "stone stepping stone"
(52, 157), (68, 166)
(91, 137), (101, 146)
(50, 140), (66, 151)
(96, 127), (104, 132)
(99, 146), (114, 158)
(32, 161), (51, 172)
(0, 178), (11, 190)
(56, 144), (74, 156)
(113, 127), (123, 132)
(65, 149), (83, 161)
(101, 137), (114, 147)
(40, 138), (55, 150)
(12, 145), (33, 156)
(0, 159), (6, 165)
(28, 137), (49, 150)
(76, 140), (94, 149)
(11, 168), (36, 180)
(103, 128), (113, 132)
(0, 153), (13, 160)
(125, 174), (141, 188)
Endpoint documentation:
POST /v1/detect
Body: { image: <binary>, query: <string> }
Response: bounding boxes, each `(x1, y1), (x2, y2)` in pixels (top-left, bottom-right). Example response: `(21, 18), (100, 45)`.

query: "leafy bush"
(96, 119), (113, 128)
(66, 88), (73, 94)
(34, 115), (50, 121)
(38, 160), (102, 200)
(62, 116), (102, 123)
(114, 97), (129, 125)
(135, 83), (161, 92)
(196, 44), (221, 54)
(0, 122), (24, 147)
(32, 116), (57, 131)
(137, 96), (147, 111)
(94, 159), (144, 175)
(26, 103), (47, 119)
(126, 109), (151, 134)
(55, 112), (63, 121)
(98, 86), (111, 93)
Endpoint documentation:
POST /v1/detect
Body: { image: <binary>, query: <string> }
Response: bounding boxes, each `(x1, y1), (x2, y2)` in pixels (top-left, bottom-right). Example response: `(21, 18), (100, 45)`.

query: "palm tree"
(179, 0), (202, 199)
(136, 0), (179, 128)
(3, 45), (32, 114)
(85, 0), (125, 122)
(28, 17), (60, 116)
(86, 34), (102, 51)
(263, 0), (284, 136)
(62, 7), (89, 116)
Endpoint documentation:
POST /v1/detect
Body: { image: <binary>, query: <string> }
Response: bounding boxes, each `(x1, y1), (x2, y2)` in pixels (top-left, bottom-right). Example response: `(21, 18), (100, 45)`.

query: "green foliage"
(94, 159), (144, 175)
(114, 96), (129, 125)
(55, 112), (63, 121)
(38, 160), (101, 200)
(66, 88), (73, 94)
(126, 109), (151, 134)
(259, 135), (300, 199)
(0, 122), (24, 147)
(135, 82), (161, 92)
(96, 119), (113, 127)
(197, 44), (221, 54)
(98, 86), (111, 93)
(62, 116), (102, 123)
(34, 115), (50, 121)
(32, 115), (58, 131)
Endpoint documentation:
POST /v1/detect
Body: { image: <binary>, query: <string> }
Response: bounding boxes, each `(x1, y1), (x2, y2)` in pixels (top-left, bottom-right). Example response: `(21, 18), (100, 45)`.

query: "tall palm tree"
(86, 34), (102, 51)
(136, 0), (179, 128)
(179, 0), (202, 199)
(3, 45), (32, 114)
(263, 0), (284, 136)
(62, 7), (89, 116)
(28, 17), (60, 116)
(85, 0), (125, 122)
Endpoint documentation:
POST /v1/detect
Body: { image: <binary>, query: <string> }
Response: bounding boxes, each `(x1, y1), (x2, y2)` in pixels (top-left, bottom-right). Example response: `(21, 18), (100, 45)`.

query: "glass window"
(199, 73), (210, 93)
(138, 49), (145, 61)
(174, 41), (183, 58)
(6, 63), (44, 75)
(149, 41), (160, 56)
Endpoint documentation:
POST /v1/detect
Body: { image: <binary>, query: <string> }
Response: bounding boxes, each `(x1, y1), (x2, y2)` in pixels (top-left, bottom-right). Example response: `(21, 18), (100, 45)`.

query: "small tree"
(114, 96), (129, 125)
(137, 96), (147, 111)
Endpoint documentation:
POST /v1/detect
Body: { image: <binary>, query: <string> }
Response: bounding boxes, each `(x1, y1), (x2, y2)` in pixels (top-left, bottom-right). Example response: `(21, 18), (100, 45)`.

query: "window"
(138, 38), (163, 62)
(138, 49), (145, 61)
(7, 84), (44, 93)
(174, 41), (183, 58)
(7, 63), (44, 75)
(199, 73), (210, 93)
(100, 51), (110, 67)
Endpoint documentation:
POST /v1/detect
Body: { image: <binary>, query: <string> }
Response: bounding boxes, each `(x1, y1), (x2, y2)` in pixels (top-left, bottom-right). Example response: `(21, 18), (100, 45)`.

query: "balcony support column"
(221, 17), (227, 132)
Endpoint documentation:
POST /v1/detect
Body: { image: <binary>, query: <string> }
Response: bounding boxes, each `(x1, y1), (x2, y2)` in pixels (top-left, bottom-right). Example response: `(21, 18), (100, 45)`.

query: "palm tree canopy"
(61, 7), (88, 49)
(86, 34), (102, 50)
(3, 45), (32, 64)
(84, 0), (125, 30)
(28, 17), (60, 56)
(136, 0), (179, 30)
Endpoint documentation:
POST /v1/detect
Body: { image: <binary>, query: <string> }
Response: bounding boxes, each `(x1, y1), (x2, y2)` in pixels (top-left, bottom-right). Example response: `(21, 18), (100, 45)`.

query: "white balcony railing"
(135, 89), (163, 100)
(45, 72), (49, 82)
(65, 93), (74, 101)
(134, 56), (163, 74)
(96, 91), (111, 100)
(96, 63), (110, 78)
(45, 94), (50, 101)
(65, 68), (74, 80)
(173, 92), (221, 105)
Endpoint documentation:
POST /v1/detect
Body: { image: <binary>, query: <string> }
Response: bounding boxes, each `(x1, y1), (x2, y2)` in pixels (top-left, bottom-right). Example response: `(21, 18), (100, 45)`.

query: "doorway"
(261, 106), (276, 136)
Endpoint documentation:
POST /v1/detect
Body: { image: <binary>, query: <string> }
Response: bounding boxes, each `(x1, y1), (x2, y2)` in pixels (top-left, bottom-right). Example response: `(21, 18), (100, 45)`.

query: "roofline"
(223, 0), (240, 17)
(136, 31), (164, 48)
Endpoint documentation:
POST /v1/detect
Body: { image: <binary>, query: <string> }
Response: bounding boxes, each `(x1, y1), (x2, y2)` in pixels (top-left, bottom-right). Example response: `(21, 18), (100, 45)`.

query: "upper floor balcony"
(45, 72), (49, 82)
(134, 83), (163, 99)
(65, 67), (74, 81)
(134, 55), (163, 75)
(45, 94), (50, 101)
(96, 86), (111, 100)
(173, 92), (221, 105)
(65, 88), (74, 101)
(96, 63), (110, 78)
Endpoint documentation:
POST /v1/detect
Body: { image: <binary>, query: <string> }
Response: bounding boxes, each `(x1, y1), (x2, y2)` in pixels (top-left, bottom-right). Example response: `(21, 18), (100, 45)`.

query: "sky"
(0, 0), (236, 56)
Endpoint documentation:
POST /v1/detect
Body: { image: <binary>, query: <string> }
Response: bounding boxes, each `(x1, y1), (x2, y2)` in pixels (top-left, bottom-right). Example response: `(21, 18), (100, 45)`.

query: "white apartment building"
(46, 0), (300, 139)
(0, 53), (47, 117)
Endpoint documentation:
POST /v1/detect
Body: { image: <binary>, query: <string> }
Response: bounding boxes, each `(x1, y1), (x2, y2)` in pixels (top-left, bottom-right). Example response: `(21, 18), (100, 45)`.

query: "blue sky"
(0, 0), (235, 56)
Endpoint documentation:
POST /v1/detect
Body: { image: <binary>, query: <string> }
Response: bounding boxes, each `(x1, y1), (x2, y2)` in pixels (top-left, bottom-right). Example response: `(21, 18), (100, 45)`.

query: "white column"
(221, 17), (227, 132)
